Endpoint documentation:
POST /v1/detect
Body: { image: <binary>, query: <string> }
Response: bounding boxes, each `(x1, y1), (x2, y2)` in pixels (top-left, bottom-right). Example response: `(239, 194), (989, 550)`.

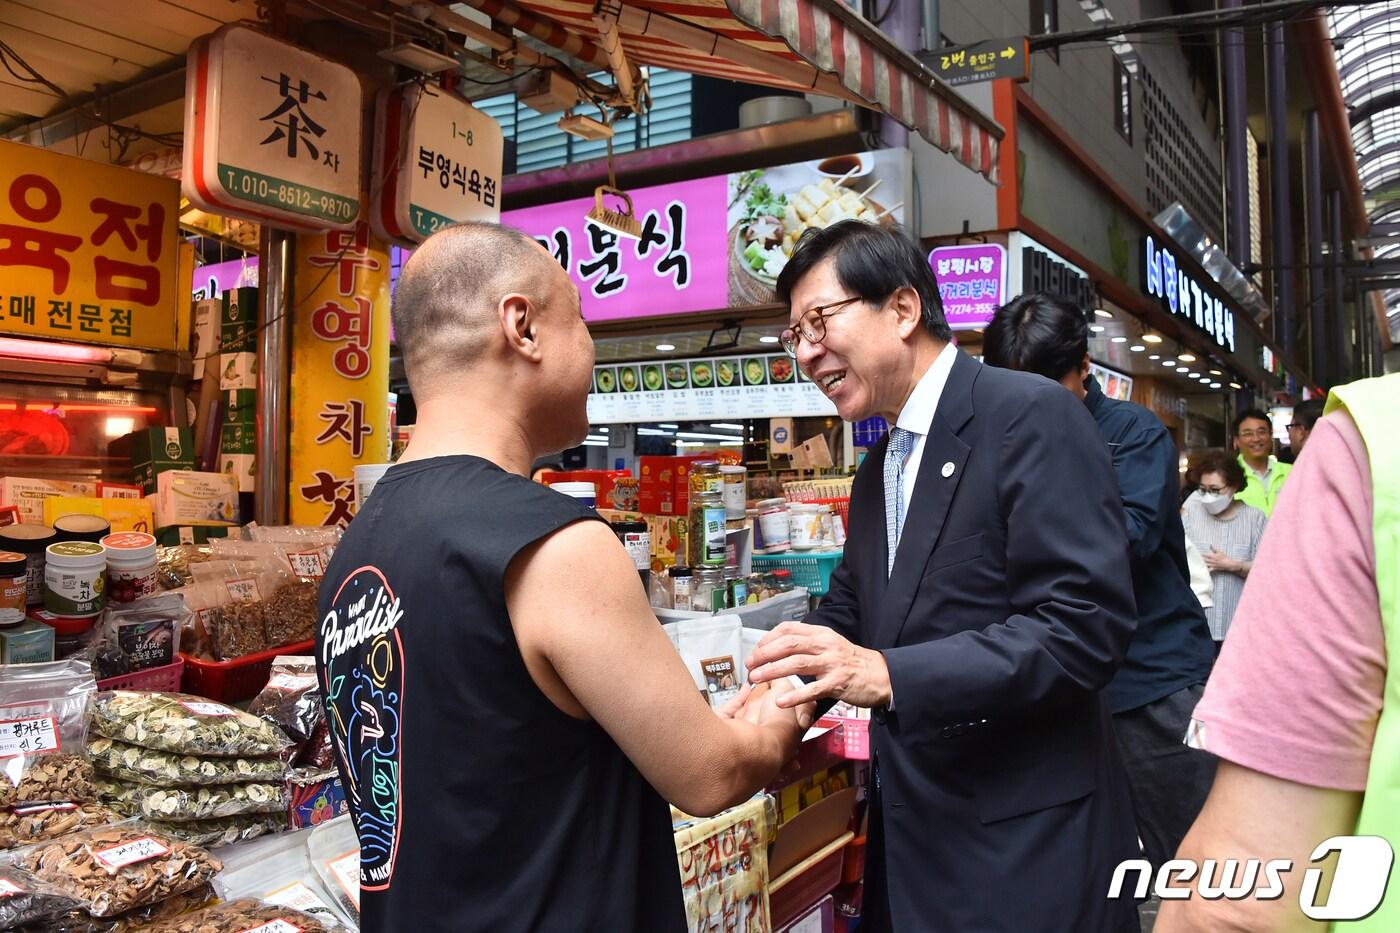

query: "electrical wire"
(458, 64), (544, 86)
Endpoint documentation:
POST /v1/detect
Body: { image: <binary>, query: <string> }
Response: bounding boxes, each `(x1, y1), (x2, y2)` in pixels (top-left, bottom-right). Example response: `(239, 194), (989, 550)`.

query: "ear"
(892, 286), (924, 340)
(499, 292), (543, 363)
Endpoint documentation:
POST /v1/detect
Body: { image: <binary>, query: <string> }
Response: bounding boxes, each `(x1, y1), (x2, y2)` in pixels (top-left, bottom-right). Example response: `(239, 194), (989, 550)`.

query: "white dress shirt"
(890, 344), (958, 546)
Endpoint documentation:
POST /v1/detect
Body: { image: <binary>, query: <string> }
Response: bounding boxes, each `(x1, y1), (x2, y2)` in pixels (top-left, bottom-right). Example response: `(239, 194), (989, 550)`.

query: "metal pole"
(1223, 0), (1250, 266)
(1267, 21), (1294, 359)
(256, 228), (293, 525)
(1330, 191), (1346, 388)
(922, 0), (940, 52)
(1305, 111), (1327, 386)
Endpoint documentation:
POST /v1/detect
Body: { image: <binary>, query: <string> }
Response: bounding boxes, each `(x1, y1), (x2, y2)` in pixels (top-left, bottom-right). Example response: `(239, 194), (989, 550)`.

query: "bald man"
(315, 223), (808, 933)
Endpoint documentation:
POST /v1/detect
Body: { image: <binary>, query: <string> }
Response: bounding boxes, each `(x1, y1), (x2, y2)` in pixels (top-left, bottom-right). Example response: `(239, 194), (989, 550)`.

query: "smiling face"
(787, 258), (919, 423)
(1235, 415), (1273, 463)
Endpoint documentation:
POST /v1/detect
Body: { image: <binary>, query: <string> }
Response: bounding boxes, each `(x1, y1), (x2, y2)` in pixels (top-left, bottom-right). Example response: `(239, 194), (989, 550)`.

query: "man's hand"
(1204, 548), (1244, 575)
(746, 621), (892, 709)
(718, 681), (816, 730)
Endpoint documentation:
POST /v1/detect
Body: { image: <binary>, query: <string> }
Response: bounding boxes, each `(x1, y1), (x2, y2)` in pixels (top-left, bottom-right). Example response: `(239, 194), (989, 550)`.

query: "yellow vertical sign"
(289, 220), (390, 526)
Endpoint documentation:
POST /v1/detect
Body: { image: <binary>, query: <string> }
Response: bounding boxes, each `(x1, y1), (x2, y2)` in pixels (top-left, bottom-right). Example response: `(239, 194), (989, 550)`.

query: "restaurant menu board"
(587, 354), (837, 424)
(1090, 362), (1134, 402)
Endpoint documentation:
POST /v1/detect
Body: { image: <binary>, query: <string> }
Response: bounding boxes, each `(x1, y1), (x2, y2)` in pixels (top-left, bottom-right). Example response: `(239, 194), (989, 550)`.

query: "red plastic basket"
(813, 498), (850, 528)
(840, 835), (867, 885)
(179, 639), (315, 704)
(97, 657), (185, 693)
(816, 716), (870, 761)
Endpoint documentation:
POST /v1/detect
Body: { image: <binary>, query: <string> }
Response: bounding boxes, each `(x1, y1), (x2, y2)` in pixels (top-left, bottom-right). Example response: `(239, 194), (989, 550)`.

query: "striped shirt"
(1182, 499), (1269, 641)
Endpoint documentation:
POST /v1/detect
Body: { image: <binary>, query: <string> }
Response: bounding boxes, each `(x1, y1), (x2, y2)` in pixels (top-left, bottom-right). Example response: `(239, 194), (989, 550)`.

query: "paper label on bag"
(267, 672), (318, 691)
(180, 701), (235, 718)
(0, 716), (59, 759)
(235, 921), (303, 933)
(13, 801), (77, 815)
(264, 882), (335, 916)
(0, 878), (23, 897)
(226, 577), (261, 602)
(327, 849), (361, 908)
(287, 551), (325, 579)
(700, 656), (740, 708)
(92, 836), (170, 871)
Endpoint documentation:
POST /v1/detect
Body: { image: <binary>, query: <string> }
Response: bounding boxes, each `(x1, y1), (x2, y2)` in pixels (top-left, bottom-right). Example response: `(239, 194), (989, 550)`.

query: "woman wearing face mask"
(1182, 454), (1269, 652)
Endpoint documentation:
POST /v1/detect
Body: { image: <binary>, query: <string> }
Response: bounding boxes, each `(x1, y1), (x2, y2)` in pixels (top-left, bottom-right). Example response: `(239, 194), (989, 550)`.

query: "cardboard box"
(0, 619), (55, 664)
(191, 298), (219, 381)
(111, 427), (195, 467)
(155, 526), (230, 547)
(769, 786), (858, 879)
(42, 497), (155, 534)
(134, 461), (194, 495)
(151, 471), (239, 527)
(0, 478), (97, 525)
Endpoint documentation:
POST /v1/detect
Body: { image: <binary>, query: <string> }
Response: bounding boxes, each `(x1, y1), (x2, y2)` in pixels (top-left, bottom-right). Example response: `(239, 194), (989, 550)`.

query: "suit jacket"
(811, 350), (1141, 932)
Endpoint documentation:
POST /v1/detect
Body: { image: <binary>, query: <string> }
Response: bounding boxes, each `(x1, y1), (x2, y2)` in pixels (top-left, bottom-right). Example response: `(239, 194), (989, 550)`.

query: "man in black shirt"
(317, 222), (808, 932)
(983, 292), (1217, 875)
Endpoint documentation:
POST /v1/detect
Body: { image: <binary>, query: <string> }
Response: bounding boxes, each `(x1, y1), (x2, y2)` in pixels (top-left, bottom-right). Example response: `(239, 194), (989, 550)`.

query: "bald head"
(392, 222), (564, 395)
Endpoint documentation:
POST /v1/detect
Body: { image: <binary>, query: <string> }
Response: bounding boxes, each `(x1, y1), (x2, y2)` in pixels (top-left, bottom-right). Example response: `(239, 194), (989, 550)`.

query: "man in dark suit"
(747, 221), (1141, 932)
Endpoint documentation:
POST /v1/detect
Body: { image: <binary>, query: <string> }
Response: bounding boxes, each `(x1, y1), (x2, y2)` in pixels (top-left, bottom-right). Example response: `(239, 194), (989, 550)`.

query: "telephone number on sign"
(220, 167), (357, 222)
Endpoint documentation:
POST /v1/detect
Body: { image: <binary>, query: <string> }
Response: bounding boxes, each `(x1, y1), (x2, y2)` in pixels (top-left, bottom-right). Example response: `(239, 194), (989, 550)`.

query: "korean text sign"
(0, 139), (181, 350)
(290, 221), (390, 527)
(930, 243), (1007, 330)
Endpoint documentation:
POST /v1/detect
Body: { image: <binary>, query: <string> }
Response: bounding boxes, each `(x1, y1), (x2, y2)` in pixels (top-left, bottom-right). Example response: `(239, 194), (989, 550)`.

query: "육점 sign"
(0, 139), (181, 350)
(184, 25), (361, 230)
(372, 84), (504, 244)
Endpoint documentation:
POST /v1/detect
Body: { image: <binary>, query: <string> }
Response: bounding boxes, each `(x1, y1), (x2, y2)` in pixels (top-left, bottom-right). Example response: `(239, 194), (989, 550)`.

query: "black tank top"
(317, 455), (686, 932)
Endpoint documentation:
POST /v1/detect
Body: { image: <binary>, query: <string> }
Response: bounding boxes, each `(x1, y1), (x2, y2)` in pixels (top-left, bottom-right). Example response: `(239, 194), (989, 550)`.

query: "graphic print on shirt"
(321, 565), (405, 890)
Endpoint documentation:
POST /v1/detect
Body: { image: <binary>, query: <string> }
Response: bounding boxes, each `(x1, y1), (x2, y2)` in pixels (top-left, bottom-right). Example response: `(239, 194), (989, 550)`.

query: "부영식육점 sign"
(930, 243), (1007, 330)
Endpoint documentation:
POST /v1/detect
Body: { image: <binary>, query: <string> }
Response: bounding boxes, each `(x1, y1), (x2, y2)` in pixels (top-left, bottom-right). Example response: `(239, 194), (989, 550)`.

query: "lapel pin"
(941, 461), (956, 478)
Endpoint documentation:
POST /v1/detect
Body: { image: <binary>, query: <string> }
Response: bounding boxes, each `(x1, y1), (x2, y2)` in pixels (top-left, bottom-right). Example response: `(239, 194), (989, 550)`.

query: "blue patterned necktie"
(884, 427), (917, 577)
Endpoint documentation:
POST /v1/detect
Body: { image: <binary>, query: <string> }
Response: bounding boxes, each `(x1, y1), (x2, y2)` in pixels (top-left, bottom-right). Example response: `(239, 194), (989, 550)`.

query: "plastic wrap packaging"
(307, 817), (358, 927)
(0, 803), (120, 851)
(90, 693), (290, 759)
(13, 823), (221, 918)
(198, 545), (320, 651)
(676, 616), (743, 709)
(85, 596), (187, 682)
(247, 658), (322, 746)
(94, 779), (286, 823)
(0, 865), (82, 929)
(286, 770), (346, 831)
(20, 884), (215, 933)
(136, 815), (284, 850)
(139, 898), (333, 933)
(0, 662), (98, 808)
(86, 739), (286, 788)
(213, 829), (354, 930)
(294, 720), (334, 772)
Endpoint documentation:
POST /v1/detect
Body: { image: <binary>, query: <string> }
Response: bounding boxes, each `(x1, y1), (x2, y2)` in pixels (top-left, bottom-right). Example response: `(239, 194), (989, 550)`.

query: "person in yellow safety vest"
(1233, 407), (1292, 517)
(1158, 371), (1398, 931)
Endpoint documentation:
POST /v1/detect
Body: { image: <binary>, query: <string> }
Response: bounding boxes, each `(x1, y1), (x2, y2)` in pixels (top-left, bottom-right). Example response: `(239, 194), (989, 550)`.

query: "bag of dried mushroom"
(0, 662), (99, 809)
(0, 803), (119, 851)
(93, 779), (285, 823)
(11, 822), (221, 919)
(86, 738), (287, 787)
(139, 898), (333, 933)
(89, 694), (290, 760)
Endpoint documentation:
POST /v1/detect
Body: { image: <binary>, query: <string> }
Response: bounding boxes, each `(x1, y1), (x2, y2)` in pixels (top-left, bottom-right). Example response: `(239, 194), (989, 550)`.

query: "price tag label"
(179, 701), (235, 718)
(13, 801), (77, 815)
(0, 878), (24, 898)
(92, 836), (170, 871)
(264, 882), (335, 915)
(235, 921), (304, 933)
(267, 672), (318, 691)
(226, 577), (262, 603)
(0, 716), (59, 759)
(327, 849), (361, 909)
(287, 551), (325, 579)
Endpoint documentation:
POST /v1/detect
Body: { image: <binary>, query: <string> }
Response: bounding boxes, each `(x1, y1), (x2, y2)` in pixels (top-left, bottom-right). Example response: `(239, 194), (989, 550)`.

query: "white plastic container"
(44, 541), (107, 618)
(353, 463), (394, 511)
(789, 503), (823, 550)
(551, 482), (597, 508)
(757, 498), (790, 552)
(101, 532), (159, 603)
(720, 465), (747, 519)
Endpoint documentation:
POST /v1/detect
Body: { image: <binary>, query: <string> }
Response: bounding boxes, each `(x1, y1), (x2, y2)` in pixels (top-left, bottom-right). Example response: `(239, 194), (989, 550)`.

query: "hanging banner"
(184, 25), (362, 231)
(0, 139), (181, 350)
(372, 84), (504, 244)
(587, 353), (835, 424)
(930, 243), (1007, 330)
(502, 147), (911, 324)
(289, 220), (390, 527)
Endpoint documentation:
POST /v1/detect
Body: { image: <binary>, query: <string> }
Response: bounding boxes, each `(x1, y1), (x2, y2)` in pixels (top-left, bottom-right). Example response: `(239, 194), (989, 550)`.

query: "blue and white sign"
(1143, 236), (1237, 353)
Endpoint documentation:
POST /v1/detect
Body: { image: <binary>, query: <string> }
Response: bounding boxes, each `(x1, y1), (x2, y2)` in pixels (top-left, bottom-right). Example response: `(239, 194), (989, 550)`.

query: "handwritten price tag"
(0, 716), (59, 759)
(92, 837), (170, 871)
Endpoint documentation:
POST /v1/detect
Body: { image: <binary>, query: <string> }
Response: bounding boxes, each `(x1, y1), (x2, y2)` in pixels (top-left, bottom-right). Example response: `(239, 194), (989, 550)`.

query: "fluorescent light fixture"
(677, 431), (745, 441)
(585, 435), (608, 443)
(710, 423), (744, 430)
(659, 423), (679, 429)
(1162, 359), (1177, 367)
(1210, 382), (1222, 389)
(1130, 344), (1146, 352)
(1178, 353), (1197, 362)
(1229, 382), (1243, 390)
(759, 336), (780, 345)
(1095, 309), (1114, 319)
(0, 337), (112, 365)
(582, 440), (608, 447)
(1090, 324), (1106, 333)
(1149, 354), (1161, 360)
(656, 343), (676, 352)
(638, 428), (674, 436)
(1176, 366), (1189, 373)
(1143, 333), (1163, 343)
(1111, 336), (1128, 343)
(378, 42), (460, 74)
(1209, 369), (1223, 376)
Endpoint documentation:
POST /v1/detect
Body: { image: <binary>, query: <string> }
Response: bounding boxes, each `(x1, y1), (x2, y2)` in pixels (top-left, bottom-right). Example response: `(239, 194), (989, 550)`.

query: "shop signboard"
(1007, 232), (1099, 315)
(1142, 235), (1237, 353)
(931, 38), (1030, 87)
(289, 221), (391, 527)
(184, 25), (361, 231)
(930, 243), (1007, 330)
(0, 139), (182, 350)
(372, 84), (504, 244)
(502, 148), (911, 324)
(587, 354), (836, 424)
(192, 257), (259, 300)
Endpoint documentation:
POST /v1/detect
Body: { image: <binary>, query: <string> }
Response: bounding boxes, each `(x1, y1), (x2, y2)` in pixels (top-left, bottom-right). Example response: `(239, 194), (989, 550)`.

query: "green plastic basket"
(751, 550), (844, 596)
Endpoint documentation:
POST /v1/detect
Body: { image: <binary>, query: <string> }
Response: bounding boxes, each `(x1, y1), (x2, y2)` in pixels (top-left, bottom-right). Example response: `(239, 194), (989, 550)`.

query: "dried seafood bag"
(86, 738), (286, 788)
(85, 596), (186, 682)
(0, 662), (98, 809)
(212, 830), (354, 930)
(248, 658), (322, 747)
(11, 822), (221, 919)
(139, 898), (333, 933)
(306, 817), (358, 927)
(93, 779), (285, 824)
(89, 693), (291, 759)
(0, 803), (120, 851)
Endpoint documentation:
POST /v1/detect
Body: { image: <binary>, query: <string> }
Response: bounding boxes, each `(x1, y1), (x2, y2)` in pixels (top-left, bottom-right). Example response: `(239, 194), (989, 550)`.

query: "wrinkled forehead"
(786, 258), (846, 324)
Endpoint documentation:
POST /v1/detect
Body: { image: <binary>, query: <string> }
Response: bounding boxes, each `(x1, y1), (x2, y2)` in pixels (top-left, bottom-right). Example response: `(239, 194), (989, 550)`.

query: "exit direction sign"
(930, 38), (1029, 87)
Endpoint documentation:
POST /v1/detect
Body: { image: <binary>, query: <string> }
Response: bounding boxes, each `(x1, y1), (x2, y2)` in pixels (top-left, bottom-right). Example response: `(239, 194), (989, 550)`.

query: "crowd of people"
(315, 218), (1394, 932)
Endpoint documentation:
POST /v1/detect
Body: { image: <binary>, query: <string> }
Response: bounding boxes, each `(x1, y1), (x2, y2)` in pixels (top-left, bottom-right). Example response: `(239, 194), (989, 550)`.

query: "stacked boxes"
(0, 478), (97, 525)
(220, 287), (258, 494)
(110, 427), (195, 494)
(638, 456), (704, 516)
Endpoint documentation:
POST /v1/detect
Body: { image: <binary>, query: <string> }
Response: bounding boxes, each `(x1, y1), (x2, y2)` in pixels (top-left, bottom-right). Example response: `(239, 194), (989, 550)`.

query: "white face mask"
(1195, 489), (1234, 516)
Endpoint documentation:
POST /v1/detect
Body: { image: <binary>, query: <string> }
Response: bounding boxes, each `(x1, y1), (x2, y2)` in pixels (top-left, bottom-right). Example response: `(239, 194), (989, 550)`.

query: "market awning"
(457, 0), (1003, 180)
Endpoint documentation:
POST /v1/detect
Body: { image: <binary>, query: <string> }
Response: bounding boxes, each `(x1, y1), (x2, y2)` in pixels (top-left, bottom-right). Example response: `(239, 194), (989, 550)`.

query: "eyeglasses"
(1199, 484), (1230, 495)
(1287, 423), (1305, 431)
(780, 296), (865, 357)
(1237, 429), (1272, 440)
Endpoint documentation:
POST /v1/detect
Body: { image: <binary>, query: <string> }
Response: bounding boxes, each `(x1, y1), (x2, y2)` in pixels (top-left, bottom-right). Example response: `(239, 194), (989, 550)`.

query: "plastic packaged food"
(44, 543), (107, 618)
(15, 823), (221, 918)
(0, 802), (119, 850)
(0, 660), (98, 807)
(87, 596), (186, 680)
(138, 814), (285, 849)
(0, 864), (82, 929)
(139, 898), (333, 933)
(90, 693), (291, 759)
(86, 738), (286, 787)
(248, 657), (323, 746)
(95, 778), (286, 823)
(307, 816), (359, 927)
(677, 616), (742, 709)
(212, 828), (354, 930)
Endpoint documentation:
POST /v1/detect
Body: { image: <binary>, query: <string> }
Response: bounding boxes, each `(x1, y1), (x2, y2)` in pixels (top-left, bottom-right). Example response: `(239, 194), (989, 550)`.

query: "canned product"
(720, 465), (747, 519)
(0, 525), (56, 607)
(0, 551), (27, 624)
(101, 532), (160, 603)
(44, 541), (107, 617)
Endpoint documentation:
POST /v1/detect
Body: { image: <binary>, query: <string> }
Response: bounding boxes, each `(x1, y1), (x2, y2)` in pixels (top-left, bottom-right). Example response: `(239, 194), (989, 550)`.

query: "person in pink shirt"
(1157, 408), (1383, 930)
